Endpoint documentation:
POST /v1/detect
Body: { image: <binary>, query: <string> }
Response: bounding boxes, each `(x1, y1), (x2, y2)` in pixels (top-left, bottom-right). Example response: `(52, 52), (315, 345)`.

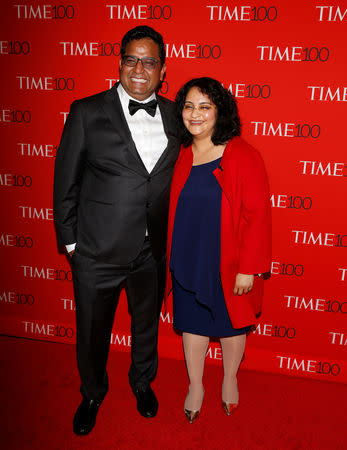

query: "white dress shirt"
(117, 84), (167, 173)
(65, 84), (168, 253)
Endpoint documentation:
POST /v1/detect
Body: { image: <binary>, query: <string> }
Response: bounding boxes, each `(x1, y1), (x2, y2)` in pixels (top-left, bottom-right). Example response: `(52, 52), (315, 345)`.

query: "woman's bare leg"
(220, 334), (246, 403)
(182, 332), (209, 411)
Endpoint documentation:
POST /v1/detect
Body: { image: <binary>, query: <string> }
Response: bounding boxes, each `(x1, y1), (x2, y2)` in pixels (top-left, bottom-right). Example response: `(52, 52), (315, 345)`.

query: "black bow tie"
(128, 99), (157, 117)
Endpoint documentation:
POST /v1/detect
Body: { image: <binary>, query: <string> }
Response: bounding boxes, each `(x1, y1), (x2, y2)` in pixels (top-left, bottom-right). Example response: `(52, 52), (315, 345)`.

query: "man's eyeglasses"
(122, 55), (159, 70)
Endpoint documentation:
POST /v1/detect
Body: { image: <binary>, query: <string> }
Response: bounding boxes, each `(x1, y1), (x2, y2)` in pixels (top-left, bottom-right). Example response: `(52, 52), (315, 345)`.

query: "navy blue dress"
(170, 158), (250, 337)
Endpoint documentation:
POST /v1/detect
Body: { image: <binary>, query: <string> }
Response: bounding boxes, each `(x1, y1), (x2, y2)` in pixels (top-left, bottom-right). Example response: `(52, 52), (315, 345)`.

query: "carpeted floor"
(1, 336), (346, 449)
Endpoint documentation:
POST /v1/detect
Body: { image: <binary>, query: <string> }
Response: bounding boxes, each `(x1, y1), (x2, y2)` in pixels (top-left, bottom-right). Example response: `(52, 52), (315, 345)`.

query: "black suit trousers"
(71, 239), (165, 402)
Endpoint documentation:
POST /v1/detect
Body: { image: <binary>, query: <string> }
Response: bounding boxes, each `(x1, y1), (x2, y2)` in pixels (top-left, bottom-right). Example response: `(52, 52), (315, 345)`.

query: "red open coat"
(165, 137), (272, 328)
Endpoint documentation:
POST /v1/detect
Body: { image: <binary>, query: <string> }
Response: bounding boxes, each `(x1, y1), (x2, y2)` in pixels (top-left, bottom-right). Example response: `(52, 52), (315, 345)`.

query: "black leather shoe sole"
(134, 386), (158, 418)
(73, 398), (100, 435)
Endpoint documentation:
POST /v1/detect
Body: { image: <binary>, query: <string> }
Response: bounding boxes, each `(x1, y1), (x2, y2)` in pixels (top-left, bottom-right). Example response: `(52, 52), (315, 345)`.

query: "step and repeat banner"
(1, 1), (346, 383)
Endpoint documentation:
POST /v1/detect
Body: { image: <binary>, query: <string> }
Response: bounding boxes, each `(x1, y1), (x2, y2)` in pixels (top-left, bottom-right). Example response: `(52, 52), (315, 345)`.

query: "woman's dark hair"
(121, 26), (166, 66)
(175, 77), (241, 147)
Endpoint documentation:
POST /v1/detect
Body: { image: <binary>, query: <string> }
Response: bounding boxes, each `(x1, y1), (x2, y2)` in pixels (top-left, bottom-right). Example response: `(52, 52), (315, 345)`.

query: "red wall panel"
(1, 0), (346, 383)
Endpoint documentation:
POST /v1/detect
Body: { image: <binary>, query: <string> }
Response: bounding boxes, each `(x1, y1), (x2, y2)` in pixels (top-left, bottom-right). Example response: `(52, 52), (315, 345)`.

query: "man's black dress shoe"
(134, 385), (158, 418)
(73, 397), (101, 435)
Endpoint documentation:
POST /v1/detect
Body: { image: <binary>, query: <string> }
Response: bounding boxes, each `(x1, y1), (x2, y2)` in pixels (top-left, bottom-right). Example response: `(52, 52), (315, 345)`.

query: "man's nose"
(134, 60), (145, 73)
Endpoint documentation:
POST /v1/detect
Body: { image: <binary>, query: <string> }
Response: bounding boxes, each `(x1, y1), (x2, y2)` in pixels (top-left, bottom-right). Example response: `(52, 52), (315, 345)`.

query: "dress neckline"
(192, 157), (222, 167)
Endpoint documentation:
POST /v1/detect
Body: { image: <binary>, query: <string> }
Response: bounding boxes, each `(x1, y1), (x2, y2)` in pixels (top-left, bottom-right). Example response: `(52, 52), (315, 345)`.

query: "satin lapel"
(151, 96), (179, 174)
(157, 95), (171, 136)
(100, 84), (149, 174)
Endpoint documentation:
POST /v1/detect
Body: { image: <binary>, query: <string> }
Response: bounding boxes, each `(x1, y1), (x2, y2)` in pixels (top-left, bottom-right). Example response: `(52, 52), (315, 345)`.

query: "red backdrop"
(1, 0), (346, 383)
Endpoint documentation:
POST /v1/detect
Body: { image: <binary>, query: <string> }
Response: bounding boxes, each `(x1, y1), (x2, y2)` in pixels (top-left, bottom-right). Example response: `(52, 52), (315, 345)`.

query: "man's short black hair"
(121, 26), (166, 66)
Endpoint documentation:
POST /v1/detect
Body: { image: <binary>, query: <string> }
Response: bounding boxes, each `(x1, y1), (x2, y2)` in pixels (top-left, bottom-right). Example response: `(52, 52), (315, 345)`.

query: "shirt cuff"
(65, 243), (76, 253)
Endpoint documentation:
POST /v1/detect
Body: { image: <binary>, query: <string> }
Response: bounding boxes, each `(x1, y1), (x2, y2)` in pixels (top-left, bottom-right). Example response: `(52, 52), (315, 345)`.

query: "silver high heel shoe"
(184, 407), (200, 424)
(222, 401), (238, 416)
(184, 388), (204, 424)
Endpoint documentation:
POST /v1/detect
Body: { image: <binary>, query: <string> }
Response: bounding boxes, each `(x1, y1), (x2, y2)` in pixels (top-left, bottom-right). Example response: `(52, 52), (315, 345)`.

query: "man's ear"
(160, 64), (167, 81)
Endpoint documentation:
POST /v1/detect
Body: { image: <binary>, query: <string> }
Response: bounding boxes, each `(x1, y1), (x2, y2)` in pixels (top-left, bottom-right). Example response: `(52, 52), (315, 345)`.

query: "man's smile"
(130, 77), (148, 84)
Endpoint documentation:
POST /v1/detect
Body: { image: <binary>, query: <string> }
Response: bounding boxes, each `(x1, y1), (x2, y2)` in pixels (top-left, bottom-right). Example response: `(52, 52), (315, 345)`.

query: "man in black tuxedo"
(53, 26), (180, 435)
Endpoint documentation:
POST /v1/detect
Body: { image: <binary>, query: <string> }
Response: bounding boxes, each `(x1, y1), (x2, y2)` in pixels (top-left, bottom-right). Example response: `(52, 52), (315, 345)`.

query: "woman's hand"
(233, 273), (254, 295)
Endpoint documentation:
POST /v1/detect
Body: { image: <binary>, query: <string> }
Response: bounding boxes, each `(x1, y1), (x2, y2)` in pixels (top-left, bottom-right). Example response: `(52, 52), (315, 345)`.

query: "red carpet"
(1, 336), (346, 450)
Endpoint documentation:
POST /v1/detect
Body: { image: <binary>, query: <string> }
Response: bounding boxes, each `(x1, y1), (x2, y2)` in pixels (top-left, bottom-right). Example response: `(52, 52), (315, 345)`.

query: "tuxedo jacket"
(53, 83), (180, 265)
(165, 137), (272, 328)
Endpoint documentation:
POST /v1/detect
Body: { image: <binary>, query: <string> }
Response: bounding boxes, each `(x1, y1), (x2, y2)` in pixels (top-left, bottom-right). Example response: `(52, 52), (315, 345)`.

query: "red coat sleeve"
(237, 148), (272, 275)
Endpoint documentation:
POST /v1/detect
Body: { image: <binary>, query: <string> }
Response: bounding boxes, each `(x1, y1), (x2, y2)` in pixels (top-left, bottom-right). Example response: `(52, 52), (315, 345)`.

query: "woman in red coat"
(166, 78), (271, 423)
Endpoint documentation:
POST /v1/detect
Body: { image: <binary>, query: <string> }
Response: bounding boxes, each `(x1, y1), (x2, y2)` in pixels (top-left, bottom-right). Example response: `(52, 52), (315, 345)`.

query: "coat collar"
(178, 140), (233, 202)
(213, 140), (234, 202)
(100, 82), (177, 176)
(101, 83), (146, 173)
